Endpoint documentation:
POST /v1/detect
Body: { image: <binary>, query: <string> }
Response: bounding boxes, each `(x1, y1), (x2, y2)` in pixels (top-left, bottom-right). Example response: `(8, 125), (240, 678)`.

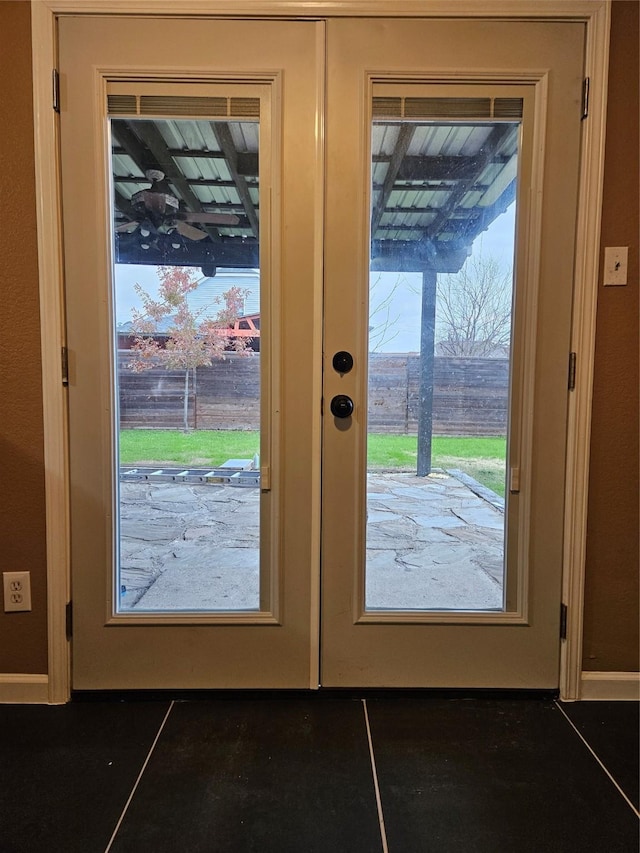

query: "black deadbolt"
(332, 351), (354, 374)
(330, 395), (354, 419)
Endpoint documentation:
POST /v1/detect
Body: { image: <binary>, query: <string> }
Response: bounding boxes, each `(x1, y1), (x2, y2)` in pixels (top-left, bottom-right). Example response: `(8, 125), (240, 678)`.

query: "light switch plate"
(603, 246), (628, 286)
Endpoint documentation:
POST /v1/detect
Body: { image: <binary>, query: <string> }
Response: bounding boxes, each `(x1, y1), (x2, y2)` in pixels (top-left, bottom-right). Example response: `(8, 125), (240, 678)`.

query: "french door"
(59, 14), (584, 690)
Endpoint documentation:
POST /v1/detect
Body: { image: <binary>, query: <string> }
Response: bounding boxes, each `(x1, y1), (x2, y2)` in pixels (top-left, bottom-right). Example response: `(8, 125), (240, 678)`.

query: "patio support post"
(417, 269), (437, 476)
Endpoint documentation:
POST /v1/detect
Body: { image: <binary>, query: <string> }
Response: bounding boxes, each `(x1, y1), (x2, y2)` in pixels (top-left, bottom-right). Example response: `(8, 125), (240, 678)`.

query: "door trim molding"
(33, 1), (610, 18)
(560, 0), (611, 701)
(31, 3), (71, 705)
(31, 0), (610, 702)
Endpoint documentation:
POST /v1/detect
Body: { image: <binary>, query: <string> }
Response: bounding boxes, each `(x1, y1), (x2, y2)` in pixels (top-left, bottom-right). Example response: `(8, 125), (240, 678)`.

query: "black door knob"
(330, 395), (354, 418)
(332, 351), (354, 374)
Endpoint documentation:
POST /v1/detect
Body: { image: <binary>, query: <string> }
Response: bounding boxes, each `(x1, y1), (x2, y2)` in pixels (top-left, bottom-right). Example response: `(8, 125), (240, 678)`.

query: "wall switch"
(603, 246), (628, 286)
(3, 572), (32, 612)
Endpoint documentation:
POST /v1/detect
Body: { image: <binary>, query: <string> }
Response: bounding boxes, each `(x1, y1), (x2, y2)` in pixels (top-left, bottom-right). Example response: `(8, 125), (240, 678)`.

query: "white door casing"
(29, 1), (611, 702)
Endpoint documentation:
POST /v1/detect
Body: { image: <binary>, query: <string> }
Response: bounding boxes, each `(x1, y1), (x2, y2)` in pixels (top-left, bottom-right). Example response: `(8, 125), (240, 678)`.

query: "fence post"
(417, 269), (437, 476)
(193, 365), (198, 430)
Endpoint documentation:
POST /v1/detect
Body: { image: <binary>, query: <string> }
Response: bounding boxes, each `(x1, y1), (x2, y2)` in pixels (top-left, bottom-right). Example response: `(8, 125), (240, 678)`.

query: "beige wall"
(0, 1), (48, 673)
(0, 1), (637, 678)
(583, 0), (639, 672)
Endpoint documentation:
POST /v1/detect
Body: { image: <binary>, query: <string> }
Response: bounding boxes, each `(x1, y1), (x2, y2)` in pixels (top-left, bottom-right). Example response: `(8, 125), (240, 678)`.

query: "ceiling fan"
(115, 169), (240, 242)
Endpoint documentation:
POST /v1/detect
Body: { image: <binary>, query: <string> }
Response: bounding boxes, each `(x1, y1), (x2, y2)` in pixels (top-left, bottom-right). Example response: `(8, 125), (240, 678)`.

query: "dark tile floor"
(1, 696), (637, 852)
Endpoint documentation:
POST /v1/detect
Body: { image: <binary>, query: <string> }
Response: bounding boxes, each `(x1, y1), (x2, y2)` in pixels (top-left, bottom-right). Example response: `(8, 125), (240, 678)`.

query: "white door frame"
(31, 0), (611, 703)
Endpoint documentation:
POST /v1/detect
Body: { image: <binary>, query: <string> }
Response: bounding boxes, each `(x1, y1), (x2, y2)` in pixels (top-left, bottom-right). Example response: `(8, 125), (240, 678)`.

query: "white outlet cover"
(3, 571), (32, 612)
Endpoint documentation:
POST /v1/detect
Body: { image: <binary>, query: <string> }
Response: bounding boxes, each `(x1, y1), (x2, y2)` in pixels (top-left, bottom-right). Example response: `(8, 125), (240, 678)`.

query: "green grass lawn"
(119, 429), (261, 469)
(119, 430), (507, 497)
(368, 434), (506, 497)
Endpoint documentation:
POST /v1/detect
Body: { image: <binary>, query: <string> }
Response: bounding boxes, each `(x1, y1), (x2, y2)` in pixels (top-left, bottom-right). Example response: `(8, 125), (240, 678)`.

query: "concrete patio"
(119, 470), (505, 613)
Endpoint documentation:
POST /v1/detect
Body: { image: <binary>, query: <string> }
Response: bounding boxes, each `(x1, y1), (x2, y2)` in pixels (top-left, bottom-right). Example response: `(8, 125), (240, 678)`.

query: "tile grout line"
(104, 700), (175, 852)
(554, 701), (640, 819)
(362, 699), (390, 853)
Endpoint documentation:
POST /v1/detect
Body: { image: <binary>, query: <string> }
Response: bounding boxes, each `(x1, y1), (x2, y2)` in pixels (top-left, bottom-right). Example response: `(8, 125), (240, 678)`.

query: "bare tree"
(368, 273), (412, 352)
(436, 255), (513, 358)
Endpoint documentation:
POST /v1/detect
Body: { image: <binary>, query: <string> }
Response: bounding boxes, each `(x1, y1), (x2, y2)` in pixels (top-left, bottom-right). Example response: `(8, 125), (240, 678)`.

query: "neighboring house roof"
(185, 268), (260, 319)
(117, 268), (260, 335)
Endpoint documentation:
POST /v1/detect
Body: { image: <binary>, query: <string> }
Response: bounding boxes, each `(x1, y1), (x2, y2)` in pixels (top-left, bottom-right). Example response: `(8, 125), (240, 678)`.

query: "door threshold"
(71, 687), (559, 703)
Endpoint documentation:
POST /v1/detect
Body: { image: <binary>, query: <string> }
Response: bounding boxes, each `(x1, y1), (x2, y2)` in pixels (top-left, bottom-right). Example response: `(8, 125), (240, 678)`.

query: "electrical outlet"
(3, 572), (32, 612)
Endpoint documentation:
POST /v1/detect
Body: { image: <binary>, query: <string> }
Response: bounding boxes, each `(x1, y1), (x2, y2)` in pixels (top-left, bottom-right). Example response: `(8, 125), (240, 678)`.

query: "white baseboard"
(1, 671), (636, 702)
(0, 674), (49, 704)
(580, 671), (640, 701)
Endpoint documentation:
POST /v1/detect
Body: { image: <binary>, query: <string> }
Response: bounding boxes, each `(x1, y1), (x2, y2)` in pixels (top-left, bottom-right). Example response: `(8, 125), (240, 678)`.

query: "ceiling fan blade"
(175, 220), (210, 241)
(182, 212), (240, 226)
(115, 221), (140, 233)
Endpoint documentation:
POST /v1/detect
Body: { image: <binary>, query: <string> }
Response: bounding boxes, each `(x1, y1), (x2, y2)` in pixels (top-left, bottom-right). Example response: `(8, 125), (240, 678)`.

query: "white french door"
(320, 18), (584, 687)
(60, 16), (324, 689)
(59, 14), (585, 690)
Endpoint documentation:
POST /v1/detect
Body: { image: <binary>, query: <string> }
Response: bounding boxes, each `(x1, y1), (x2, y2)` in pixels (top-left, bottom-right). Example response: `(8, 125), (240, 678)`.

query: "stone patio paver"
(118, 471), (505, 612)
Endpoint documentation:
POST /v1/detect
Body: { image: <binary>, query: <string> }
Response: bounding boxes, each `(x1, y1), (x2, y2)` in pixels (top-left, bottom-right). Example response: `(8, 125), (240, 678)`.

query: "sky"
(114, 202), (516, 352)
(114, 263), (164, 325)
(369, 203), (516, 353)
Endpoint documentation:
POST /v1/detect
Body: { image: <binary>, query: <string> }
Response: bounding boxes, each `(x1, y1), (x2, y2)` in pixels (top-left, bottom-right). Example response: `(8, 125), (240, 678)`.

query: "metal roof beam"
(373, 153), (510, 182)
(115, 232), (259, 269)
(377, 205), (440, 217)
(370, 239), (469, 274)
(121, 122), (219, 242)
(372, 183), (471, 193)
(371, 124), (417, 236)
(116, 233), (468, 274)
(111, 122), (156, 174)
(209, 122), (260, 238)
(113, 145), (258, 175)
(169, 149), (259, 176)
(186, 178), (258, 192)
(424, 125), (514, 243)
(459, 179), (517, 245)
(114, 176), (253, 194)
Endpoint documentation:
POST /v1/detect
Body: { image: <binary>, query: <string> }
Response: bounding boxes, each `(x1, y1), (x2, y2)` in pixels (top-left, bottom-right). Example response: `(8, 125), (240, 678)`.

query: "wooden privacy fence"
(118, 352), (509, 436)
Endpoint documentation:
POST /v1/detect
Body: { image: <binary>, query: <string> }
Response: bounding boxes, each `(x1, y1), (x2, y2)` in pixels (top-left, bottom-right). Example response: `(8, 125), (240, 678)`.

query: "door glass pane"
(110, 114), (262, 613)
(366, 107), (520, 612)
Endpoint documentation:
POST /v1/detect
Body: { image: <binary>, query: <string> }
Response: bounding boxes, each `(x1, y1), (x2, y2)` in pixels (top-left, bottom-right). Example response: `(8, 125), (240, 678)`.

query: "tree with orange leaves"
(128, 266), (251, 431)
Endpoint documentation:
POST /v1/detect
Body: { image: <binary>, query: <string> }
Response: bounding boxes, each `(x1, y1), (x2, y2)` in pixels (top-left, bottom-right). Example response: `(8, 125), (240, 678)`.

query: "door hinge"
(560, 603), (568, 640)
(53, 69), (60, 113)
(61, 346), (69, 387)
(568, 352), (577, 391)
(581, 77), (590, 120)
(65, 600), (73, 640)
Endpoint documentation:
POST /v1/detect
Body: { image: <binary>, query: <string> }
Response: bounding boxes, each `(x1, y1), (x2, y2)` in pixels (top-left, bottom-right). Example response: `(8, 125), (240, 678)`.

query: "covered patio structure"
(111, 94), (519, 474)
